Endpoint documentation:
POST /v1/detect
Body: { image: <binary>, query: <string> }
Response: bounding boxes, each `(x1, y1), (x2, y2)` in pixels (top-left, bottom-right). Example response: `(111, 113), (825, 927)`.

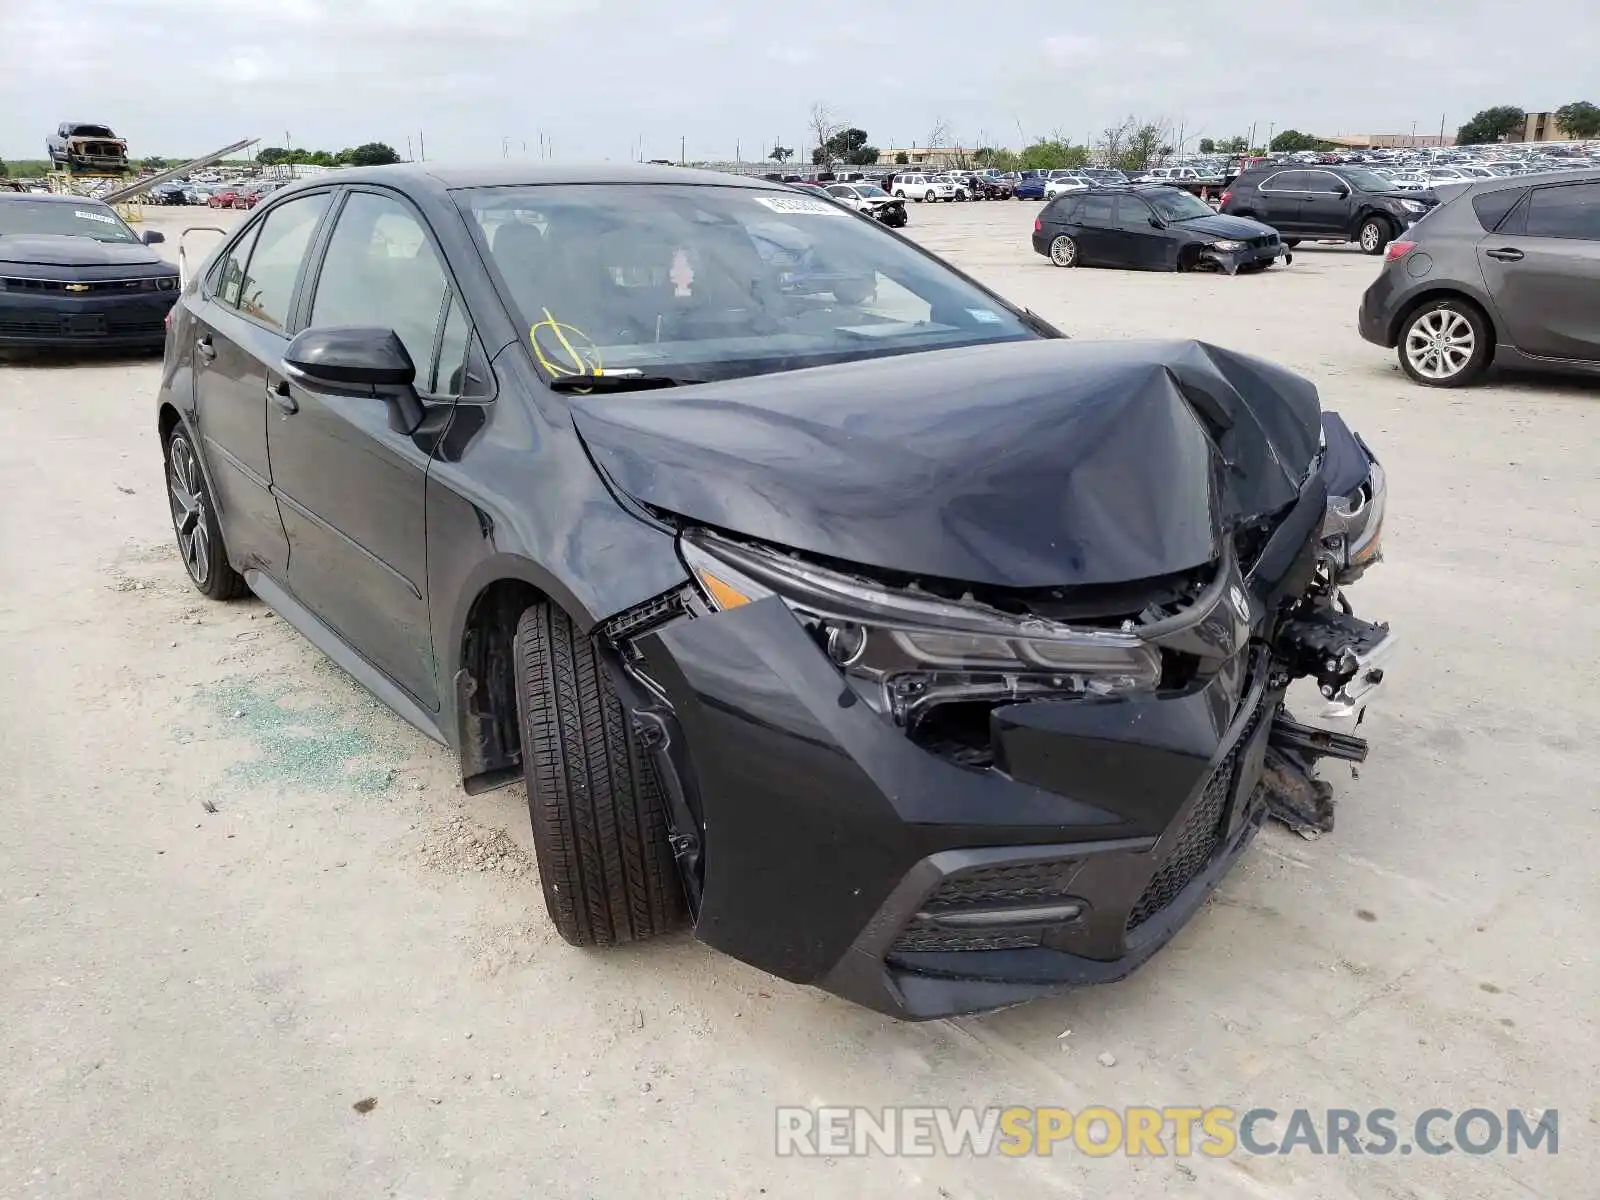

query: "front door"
(1297, 170), (1353, 237)
(1479, 181), (1600, 361)
(1110, 194), (1168, 268)
(267, 188), (457, 709)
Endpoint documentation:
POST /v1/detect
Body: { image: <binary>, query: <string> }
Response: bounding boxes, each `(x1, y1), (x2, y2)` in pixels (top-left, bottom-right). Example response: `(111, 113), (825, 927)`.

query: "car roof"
(300, 162), (787, 195)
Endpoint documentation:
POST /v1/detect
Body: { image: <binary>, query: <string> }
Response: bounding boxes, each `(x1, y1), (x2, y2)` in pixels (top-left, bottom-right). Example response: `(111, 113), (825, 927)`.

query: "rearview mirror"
(284, 327), (423, 433)
(141, 229), (165, 244)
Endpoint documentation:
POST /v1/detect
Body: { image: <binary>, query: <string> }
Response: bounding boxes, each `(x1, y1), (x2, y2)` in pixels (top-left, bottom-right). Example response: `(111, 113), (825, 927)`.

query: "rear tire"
(1048, 234), (1079, 268)
(1396, 298), (1490, 388)
(1358, 216), (1392, 255)
(513, 603), (685, 947)
(165, 426), (247, 601)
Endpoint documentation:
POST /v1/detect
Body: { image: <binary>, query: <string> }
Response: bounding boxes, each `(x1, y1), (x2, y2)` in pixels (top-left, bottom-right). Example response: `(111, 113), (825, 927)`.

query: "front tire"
(1358, 216), (1392, 255)
(513, 603), (685, 947)
(1397, 298), (1490, 387)
(165, 426), (247, 600)
(1048, 234), (1079, 268)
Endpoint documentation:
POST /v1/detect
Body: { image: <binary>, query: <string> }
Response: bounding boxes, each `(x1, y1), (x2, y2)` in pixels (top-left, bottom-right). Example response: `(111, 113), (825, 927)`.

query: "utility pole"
(1439, 113), (1446, 147)
(1248, 121), (1257, 153)
(406, 135), (413, 162)
(419, 129), (425, 162)
(1268, 121), (1275, 149)
(680, 135), (686, 165)
(736, 138), (741, 163)
(1410, 120), (1417, 148)
(501, 136), (509, 159)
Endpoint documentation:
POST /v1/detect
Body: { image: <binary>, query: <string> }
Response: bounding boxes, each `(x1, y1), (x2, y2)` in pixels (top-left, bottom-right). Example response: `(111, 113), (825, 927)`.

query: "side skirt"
(244, 569), (449, 748)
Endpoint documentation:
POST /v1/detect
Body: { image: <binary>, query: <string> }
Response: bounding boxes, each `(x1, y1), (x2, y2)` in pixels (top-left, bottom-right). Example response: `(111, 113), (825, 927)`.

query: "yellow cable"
(529, 308), (603, 388)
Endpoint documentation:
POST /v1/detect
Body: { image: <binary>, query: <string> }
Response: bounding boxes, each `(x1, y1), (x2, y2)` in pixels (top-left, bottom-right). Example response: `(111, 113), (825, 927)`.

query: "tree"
(0, 158), (8, 178)
(808, 103), (841, 162)
(140, 155), (168, 170)
(1270, 129), (1333, 153)
(768, 145), (793, 163)
(346, 141), (401, 166)
(1218, 135), (1250, 154)
(1017, 139), (1087, 170)
(1198, 137), (1216, 154)
(1456, 106), (1525, 146)
(256, 146), (290, 165)
(1554, 101), (1600, 139)
(894, 151), (909, 165)
(1097, 116), (1172, 174)
(821, 127), (879, 166)
(972, 147), (1019, 171)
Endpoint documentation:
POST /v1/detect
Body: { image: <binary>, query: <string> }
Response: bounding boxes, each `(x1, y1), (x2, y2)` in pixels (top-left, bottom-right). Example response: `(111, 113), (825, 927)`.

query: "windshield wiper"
(547, 371), (695, 393)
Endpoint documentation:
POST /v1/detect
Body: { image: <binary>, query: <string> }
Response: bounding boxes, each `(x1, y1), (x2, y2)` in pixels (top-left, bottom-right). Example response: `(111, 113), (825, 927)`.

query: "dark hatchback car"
(1359, 170), (1600, 386)
(0, 195), (175, 350)
(1221, 164), (1437, 254)
(156, 164), (1386, 1018)
(1033, 186), (1285, 273)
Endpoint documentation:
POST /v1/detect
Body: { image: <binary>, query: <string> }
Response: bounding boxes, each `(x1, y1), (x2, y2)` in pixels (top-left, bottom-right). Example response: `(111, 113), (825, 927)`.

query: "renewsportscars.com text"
(775, 1106), (1559, 1158)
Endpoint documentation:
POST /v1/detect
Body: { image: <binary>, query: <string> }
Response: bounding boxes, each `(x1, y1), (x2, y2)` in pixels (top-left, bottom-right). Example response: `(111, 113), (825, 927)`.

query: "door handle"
(195, 334), (217, 362)
(268, 378), (298, 415)
(1485, 247), (1524, 262)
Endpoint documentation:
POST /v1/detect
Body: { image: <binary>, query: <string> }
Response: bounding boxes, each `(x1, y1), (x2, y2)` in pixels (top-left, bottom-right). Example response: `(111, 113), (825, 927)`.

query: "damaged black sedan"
(1034, 185), (1288, 274)
(156, 165), (1391, 1018)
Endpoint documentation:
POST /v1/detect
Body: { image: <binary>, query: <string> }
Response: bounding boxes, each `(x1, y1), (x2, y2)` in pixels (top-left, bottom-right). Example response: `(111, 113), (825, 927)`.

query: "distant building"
(1520, 112), (1578, 142)
(873, 147), (980, 168)
(1320, 132), (1455, 149)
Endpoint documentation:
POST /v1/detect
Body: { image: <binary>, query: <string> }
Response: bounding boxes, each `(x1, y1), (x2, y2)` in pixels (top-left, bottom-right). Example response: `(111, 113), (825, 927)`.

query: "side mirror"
(1149, 216), (1165, 228)
(284, 326), (424, 433)
(1333, 185), (1350, 198)
(141, 229), (165, 245)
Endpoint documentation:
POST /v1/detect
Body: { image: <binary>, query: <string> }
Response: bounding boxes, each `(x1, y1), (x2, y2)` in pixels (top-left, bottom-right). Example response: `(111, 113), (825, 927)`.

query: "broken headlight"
(679, 531), (1161, 728)
(1207, 239), (1246, 252)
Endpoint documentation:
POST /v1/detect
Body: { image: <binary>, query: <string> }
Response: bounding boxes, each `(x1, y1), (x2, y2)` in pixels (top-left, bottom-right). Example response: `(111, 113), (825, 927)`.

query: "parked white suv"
(892, 174), (956, 202)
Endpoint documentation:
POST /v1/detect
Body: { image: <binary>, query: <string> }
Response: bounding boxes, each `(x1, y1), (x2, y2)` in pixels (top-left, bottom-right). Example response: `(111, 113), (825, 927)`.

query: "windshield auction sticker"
(74, 209), (117, 224)
(754, 196), (846, 216)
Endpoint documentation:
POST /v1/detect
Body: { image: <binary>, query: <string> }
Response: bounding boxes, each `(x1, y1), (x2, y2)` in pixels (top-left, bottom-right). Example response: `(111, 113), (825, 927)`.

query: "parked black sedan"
(1033, 186), (1286, 273)
(0, 194), (175, 350)
(156, 164), (1379, 1018)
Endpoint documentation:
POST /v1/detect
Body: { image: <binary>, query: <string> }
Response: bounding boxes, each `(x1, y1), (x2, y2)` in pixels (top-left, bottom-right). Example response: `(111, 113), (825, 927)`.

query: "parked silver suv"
(1357, 170), (1600, 386)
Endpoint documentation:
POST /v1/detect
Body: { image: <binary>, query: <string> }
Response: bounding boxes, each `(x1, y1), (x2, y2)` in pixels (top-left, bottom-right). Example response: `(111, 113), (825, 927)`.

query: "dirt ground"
(2, 199), (1595, 1199)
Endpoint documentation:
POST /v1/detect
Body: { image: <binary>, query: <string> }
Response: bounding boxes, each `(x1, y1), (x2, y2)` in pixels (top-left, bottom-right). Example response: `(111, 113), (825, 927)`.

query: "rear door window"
(1471, 188), (1529, 233)
(1524, 183), (1600, 240)
(1078, 195), (1115, 225)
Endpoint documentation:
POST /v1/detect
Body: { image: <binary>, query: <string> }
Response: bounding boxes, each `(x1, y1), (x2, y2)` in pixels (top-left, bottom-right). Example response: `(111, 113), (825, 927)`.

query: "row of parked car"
(144, 178), (287, 209)
(1024, 163), (1600, 391)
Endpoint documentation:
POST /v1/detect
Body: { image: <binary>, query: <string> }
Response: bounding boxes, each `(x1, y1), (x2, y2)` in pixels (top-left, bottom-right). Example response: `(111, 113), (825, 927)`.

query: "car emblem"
(65, 283), (90, 292)
(1228, 585), (1250, 623)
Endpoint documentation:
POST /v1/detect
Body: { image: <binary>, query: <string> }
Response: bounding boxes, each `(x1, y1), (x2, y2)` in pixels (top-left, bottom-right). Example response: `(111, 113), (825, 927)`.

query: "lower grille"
(889, 858), (1082, 957)
(892, 928), (1042, 953)
(921, 860), (1081, 908)
(1126, 700), (1264, 933)
(1126, 755), (1235, 932)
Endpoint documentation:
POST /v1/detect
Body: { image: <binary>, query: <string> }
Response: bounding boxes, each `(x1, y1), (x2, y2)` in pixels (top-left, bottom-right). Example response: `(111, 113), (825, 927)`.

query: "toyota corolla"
(155, 165), (1393, 1017)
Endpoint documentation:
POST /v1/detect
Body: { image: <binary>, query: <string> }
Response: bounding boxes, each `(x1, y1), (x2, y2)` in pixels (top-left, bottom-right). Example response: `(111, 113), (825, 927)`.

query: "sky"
(2, 0), (1595, 163)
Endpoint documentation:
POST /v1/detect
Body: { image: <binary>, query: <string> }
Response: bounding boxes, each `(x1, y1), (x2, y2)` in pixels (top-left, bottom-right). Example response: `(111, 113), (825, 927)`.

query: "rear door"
(1255, 170), (1311, 232)
(1070, 193), (1117, 264)
(267, 187), (460, 709)
(189, 191), (332, 579)
(1479, 180), (1600, 361)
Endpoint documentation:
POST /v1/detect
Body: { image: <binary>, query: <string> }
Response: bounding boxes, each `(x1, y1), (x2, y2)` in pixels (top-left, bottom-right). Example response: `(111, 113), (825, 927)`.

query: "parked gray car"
(1358, 170), (1600, 386)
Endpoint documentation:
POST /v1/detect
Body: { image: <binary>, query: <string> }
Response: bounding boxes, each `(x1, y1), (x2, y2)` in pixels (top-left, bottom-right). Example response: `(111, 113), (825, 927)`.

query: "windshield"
(856, 185), (888, 198)
(0, 199), (139, 243)
(1147, 190), (1215, 221)
(1342, 167), (1398, 192)
(464, 184), (1038, 383)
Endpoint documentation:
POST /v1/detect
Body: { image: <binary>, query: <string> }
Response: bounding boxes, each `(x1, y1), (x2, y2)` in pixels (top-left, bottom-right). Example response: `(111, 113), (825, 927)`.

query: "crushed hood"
(1177, 212), (1277, 240)
(571, 338), (1322, 588)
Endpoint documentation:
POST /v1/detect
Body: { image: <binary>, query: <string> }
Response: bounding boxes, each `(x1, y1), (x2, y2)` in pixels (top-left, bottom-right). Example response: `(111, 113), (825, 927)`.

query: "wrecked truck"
(47, 122), (130, 173)
(156, 166), (1390, 1019)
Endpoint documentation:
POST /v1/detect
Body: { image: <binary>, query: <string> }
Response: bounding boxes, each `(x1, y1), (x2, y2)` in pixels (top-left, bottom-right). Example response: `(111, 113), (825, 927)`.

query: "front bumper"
(1203, 240), (1286, 274)
(0, 289), (174, 349)
(635, 592), (1280, 1019)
